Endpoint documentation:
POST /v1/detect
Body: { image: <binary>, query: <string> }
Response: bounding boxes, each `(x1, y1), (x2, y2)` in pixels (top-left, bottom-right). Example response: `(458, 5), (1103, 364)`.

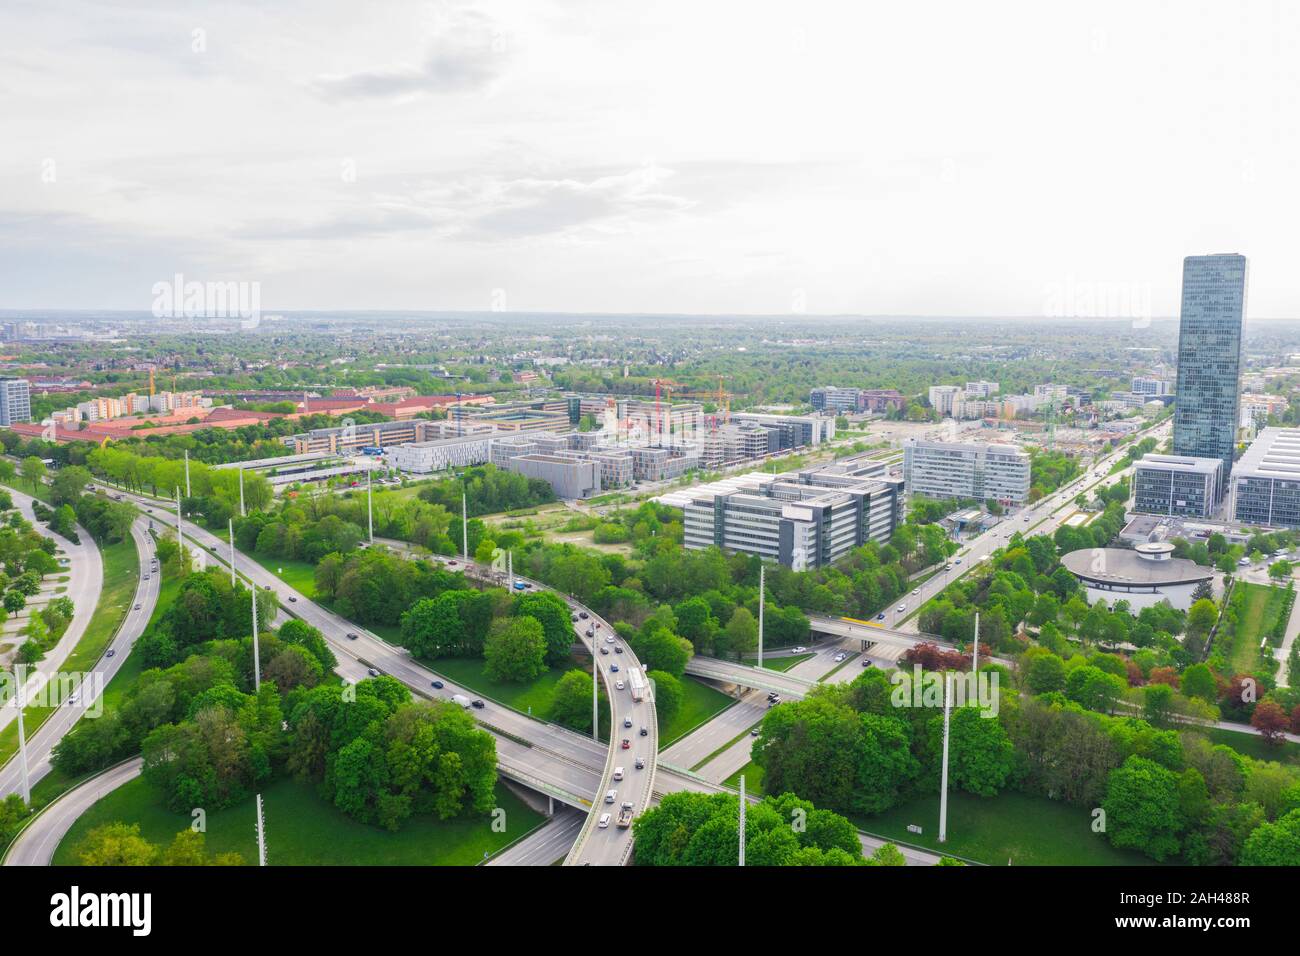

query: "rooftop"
(1235, 427), (1300, 479)
(1060, 547), (1213, 587)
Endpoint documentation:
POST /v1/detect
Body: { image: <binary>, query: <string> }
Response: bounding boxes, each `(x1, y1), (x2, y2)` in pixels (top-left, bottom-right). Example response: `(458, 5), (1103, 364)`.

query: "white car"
(616, 680), (626, 690)
(896, 604), (906, 613)
(791, 646), (807, 653)
(833, 652), (847, 663)
(598, 813), (611, 829)
(911, 588), (920, 595)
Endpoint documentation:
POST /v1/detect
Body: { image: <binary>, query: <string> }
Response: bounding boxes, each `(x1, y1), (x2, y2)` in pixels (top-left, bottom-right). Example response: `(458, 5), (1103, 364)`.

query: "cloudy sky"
(2, 0), (1298, 317)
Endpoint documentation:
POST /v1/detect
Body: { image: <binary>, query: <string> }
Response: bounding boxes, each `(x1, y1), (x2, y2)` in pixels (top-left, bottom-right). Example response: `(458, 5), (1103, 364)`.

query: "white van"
(451, 694), (472, 709)
(605, 788), (617, 804)
(612, 767), (624, 781)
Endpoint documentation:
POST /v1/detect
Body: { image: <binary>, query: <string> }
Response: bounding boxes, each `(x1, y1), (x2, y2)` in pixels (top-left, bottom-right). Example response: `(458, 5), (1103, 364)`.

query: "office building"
(506, 454), (600, 499)
(903, 439), (1032, 506)
(928, 385), (961, 417)
(1131, 376), (1170, 398)
(964, 380), (999, 399)
(388, 434), (496, 473)
(0, 377), (32, 426)
(1132, 453), (1223, 518)
(1172, 253), (1248, 477)
(1231, 427), (1300, 528)
(676, 456), (902, 570)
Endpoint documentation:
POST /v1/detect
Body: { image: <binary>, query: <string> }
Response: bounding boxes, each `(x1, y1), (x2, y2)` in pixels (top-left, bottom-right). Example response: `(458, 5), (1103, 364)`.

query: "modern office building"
(388, 434), (496, 473)
(506, 454), (600, 499)
(0, 377), (32, 426)
(1132, 453), (1223, 518)
(809, 386), (904, 415)
(731, 411), (833, 450)
(1231, 427), (1300, 528)
(677, 457), (902, 570)
(902, 439), (1032, 506)
(1172, 253), (1248, 477)
(1131, 376), (1170, 398)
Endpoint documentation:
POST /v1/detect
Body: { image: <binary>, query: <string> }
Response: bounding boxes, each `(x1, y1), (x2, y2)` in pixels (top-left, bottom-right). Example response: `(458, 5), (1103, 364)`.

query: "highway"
(0, 518), (160, 798)
(3, 757), (144, 866)
(0, 487), (104, 736)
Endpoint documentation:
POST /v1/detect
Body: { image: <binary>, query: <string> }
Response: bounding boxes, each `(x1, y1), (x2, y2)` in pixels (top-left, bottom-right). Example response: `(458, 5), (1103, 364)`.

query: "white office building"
(903, 439), (1032, 506)
(388, 434), (496, 473)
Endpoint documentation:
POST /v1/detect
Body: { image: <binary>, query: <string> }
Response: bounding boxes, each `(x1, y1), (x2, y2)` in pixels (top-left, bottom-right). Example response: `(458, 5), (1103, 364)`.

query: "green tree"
(483, 616), (547, 682)
(1102, 755), (1185, 861)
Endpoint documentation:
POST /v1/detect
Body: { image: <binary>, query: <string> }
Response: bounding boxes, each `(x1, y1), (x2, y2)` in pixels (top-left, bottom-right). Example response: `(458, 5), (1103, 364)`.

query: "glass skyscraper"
(1172, 253), (1247, 478)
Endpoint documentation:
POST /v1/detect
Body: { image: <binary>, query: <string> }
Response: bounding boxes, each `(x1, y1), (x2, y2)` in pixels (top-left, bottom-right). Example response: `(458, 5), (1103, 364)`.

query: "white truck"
(627, 667), (648, 703)
(451, 694), (472, 709)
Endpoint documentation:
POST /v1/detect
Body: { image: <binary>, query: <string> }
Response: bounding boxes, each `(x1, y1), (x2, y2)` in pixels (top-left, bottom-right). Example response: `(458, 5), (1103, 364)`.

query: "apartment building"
(0, 377), (32, 426)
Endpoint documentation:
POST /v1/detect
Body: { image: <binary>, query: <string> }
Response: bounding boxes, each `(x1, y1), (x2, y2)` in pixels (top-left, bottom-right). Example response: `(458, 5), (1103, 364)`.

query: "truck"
(451, 694), (472, 709)
(616, 807), (634, 828)
(627, 667), (648, 703)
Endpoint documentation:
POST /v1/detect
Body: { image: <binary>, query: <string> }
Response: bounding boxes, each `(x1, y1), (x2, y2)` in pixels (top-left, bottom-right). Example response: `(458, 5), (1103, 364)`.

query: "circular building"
(1059, 542), (1214, 611)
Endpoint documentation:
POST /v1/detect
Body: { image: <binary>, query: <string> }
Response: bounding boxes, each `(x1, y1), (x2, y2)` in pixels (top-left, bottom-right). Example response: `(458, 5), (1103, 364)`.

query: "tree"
(1251, 699), (1290, 745)
(1025, 652), (1066, 694)
(483, 616), (547, 683)
(929, 706), (1013, 796)
(514, 590), (574, 666)
(19, 456), (47, 491)
(75, 822), (157, 866)
(1184, 598), (1218, 655)
(648, 670), (683, 724)
(549, 668), (599, 732)
(50, 465), (91, 507)
(1239, 809), (1300, 866)
(1180, 663), (1217, 703)
(637, 627), (693, 677)
(1270, 560), (1294, 581)
(1102, 755), (1185, 861)
(718, 606), (759, 659)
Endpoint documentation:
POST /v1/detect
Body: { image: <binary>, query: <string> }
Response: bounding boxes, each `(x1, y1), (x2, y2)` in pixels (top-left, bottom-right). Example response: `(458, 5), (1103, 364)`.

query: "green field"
(247, 552), (319, 598)
(723, 766), (1159, 865)
(1202, 726), (1300, 766)
(659, 677), (735, 747)
(857, 791), (1162, 866)
(428, 655), (580, 718)
(54, 774), (544, 866)
(0, 534), (139, 767)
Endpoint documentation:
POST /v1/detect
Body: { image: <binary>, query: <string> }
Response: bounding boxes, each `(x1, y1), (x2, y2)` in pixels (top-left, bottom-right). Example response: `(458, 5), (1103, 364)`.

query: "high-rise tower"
(1172, 254), (1248, 479)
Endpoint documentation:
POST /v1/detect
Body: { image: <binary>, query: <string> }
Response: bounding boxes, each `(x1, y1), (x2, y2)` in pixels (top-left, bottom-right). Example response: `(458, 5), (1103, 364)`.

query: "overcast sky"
(2, 0), (1298, 318)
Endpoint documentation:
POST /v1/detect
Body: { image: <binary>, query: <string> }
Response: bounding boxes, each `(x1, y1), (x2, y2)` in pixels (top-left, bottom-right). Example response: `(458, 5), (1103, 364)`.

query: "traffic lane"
(660, 691), (764, 769)
(5, 757), (144, 866)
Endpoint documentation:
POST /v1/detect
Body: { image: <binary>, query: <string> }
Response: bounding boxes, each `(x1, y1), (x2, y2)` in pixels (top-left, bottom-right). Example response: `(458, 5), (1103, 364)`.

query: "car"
(598, 813), (611, 829)
(513, 581), (527, 591)
(600, 647), (609, 655)
(133, 603), (141, 610)
(875, 612), (885, 621)
(621, 738), (631, 749)
(471, 699), (485, 709)
(585, 627), (595, 637)
(833, 652), (846, 663)
(623, 717), (633, 728)
(346, 632), (359, 640)
(613, 767), (624, 780)
(896, 604), (906, 613)
(367, 668), (380, 677)
(604, 788), (617, 804)
(955, 558), (962, 564)
(750, 728), (760, 736)
(791, 645), (807, 653)
(67, 693), (79, 706)
(263, 585), (272, 591)
(579, 611), (589, 619)
(288, 596), (297, 603)
(605, 634), (615, 644)
(768, 695), (781, 706)
(1239, 557), (1251, 566)
(616, 680), (626, 690)
(610, 663), (619, 672)
(635, 757), (645, 769)
(912, 588), (920, 595)
(639, 726), (648, 737)
(447, 560), (457, 566)
(146, 508), (153, 513)
(945, 563), (953, 570)
(106, 649), (115, 658)
(431, 680), (444, 689)
(571, 613), (579, 621)
(861, 659), (873, 667)
(143, 574), (149, 581)
(614, 645), (623, 654)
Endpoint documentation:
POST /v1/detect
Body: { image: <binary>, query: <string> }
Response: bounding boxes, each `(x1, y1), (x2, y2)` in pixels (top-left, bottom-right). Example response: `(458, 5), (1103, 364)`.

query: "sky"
(2, 0), (1298, 318)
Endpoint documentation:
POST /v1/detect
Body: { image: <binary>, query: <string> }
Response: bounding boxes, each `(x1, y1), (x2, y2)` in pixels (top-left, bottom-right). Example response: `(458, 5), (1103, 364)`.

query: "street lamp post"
(14, 663), (31, 803)
(939, 670), (952, 843)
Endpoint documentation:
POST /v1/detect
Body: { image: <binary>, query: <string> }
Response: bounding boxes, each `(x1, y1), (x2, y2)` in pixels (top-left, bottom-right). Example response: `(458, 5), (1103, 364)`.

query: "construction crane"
(651, 378), (682, 447)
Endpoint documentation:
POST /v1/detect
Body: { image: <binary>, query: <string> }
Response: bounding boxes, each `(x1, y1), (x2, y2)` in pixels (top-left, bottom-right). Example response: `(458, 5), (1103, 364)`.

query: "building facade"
(0, 377), (32, 426)
(1231, 427), (1300, 528)
(1172, 253), (1248, 477)
(902, 439), (1032, 505)
(1132, 453), (1223, 518)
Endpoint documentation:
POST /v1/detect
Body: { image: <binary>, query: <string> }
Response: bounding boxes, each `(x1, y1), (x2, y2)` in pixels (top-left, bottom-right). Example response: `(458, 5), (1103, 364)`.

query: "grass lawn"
(1202, 726), (1300, 766)
(659, 677), (735, 748)
(0, 534), (139, 767)
(428, 655), (579, 718)
(54, 774), (543, 866)
(723, 760), (765, 793)
(1222, 583), (1289, 675)
(859, 791), (1161, 866)
(247, 552), (319, 598)
(747, 653), (815, 673)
